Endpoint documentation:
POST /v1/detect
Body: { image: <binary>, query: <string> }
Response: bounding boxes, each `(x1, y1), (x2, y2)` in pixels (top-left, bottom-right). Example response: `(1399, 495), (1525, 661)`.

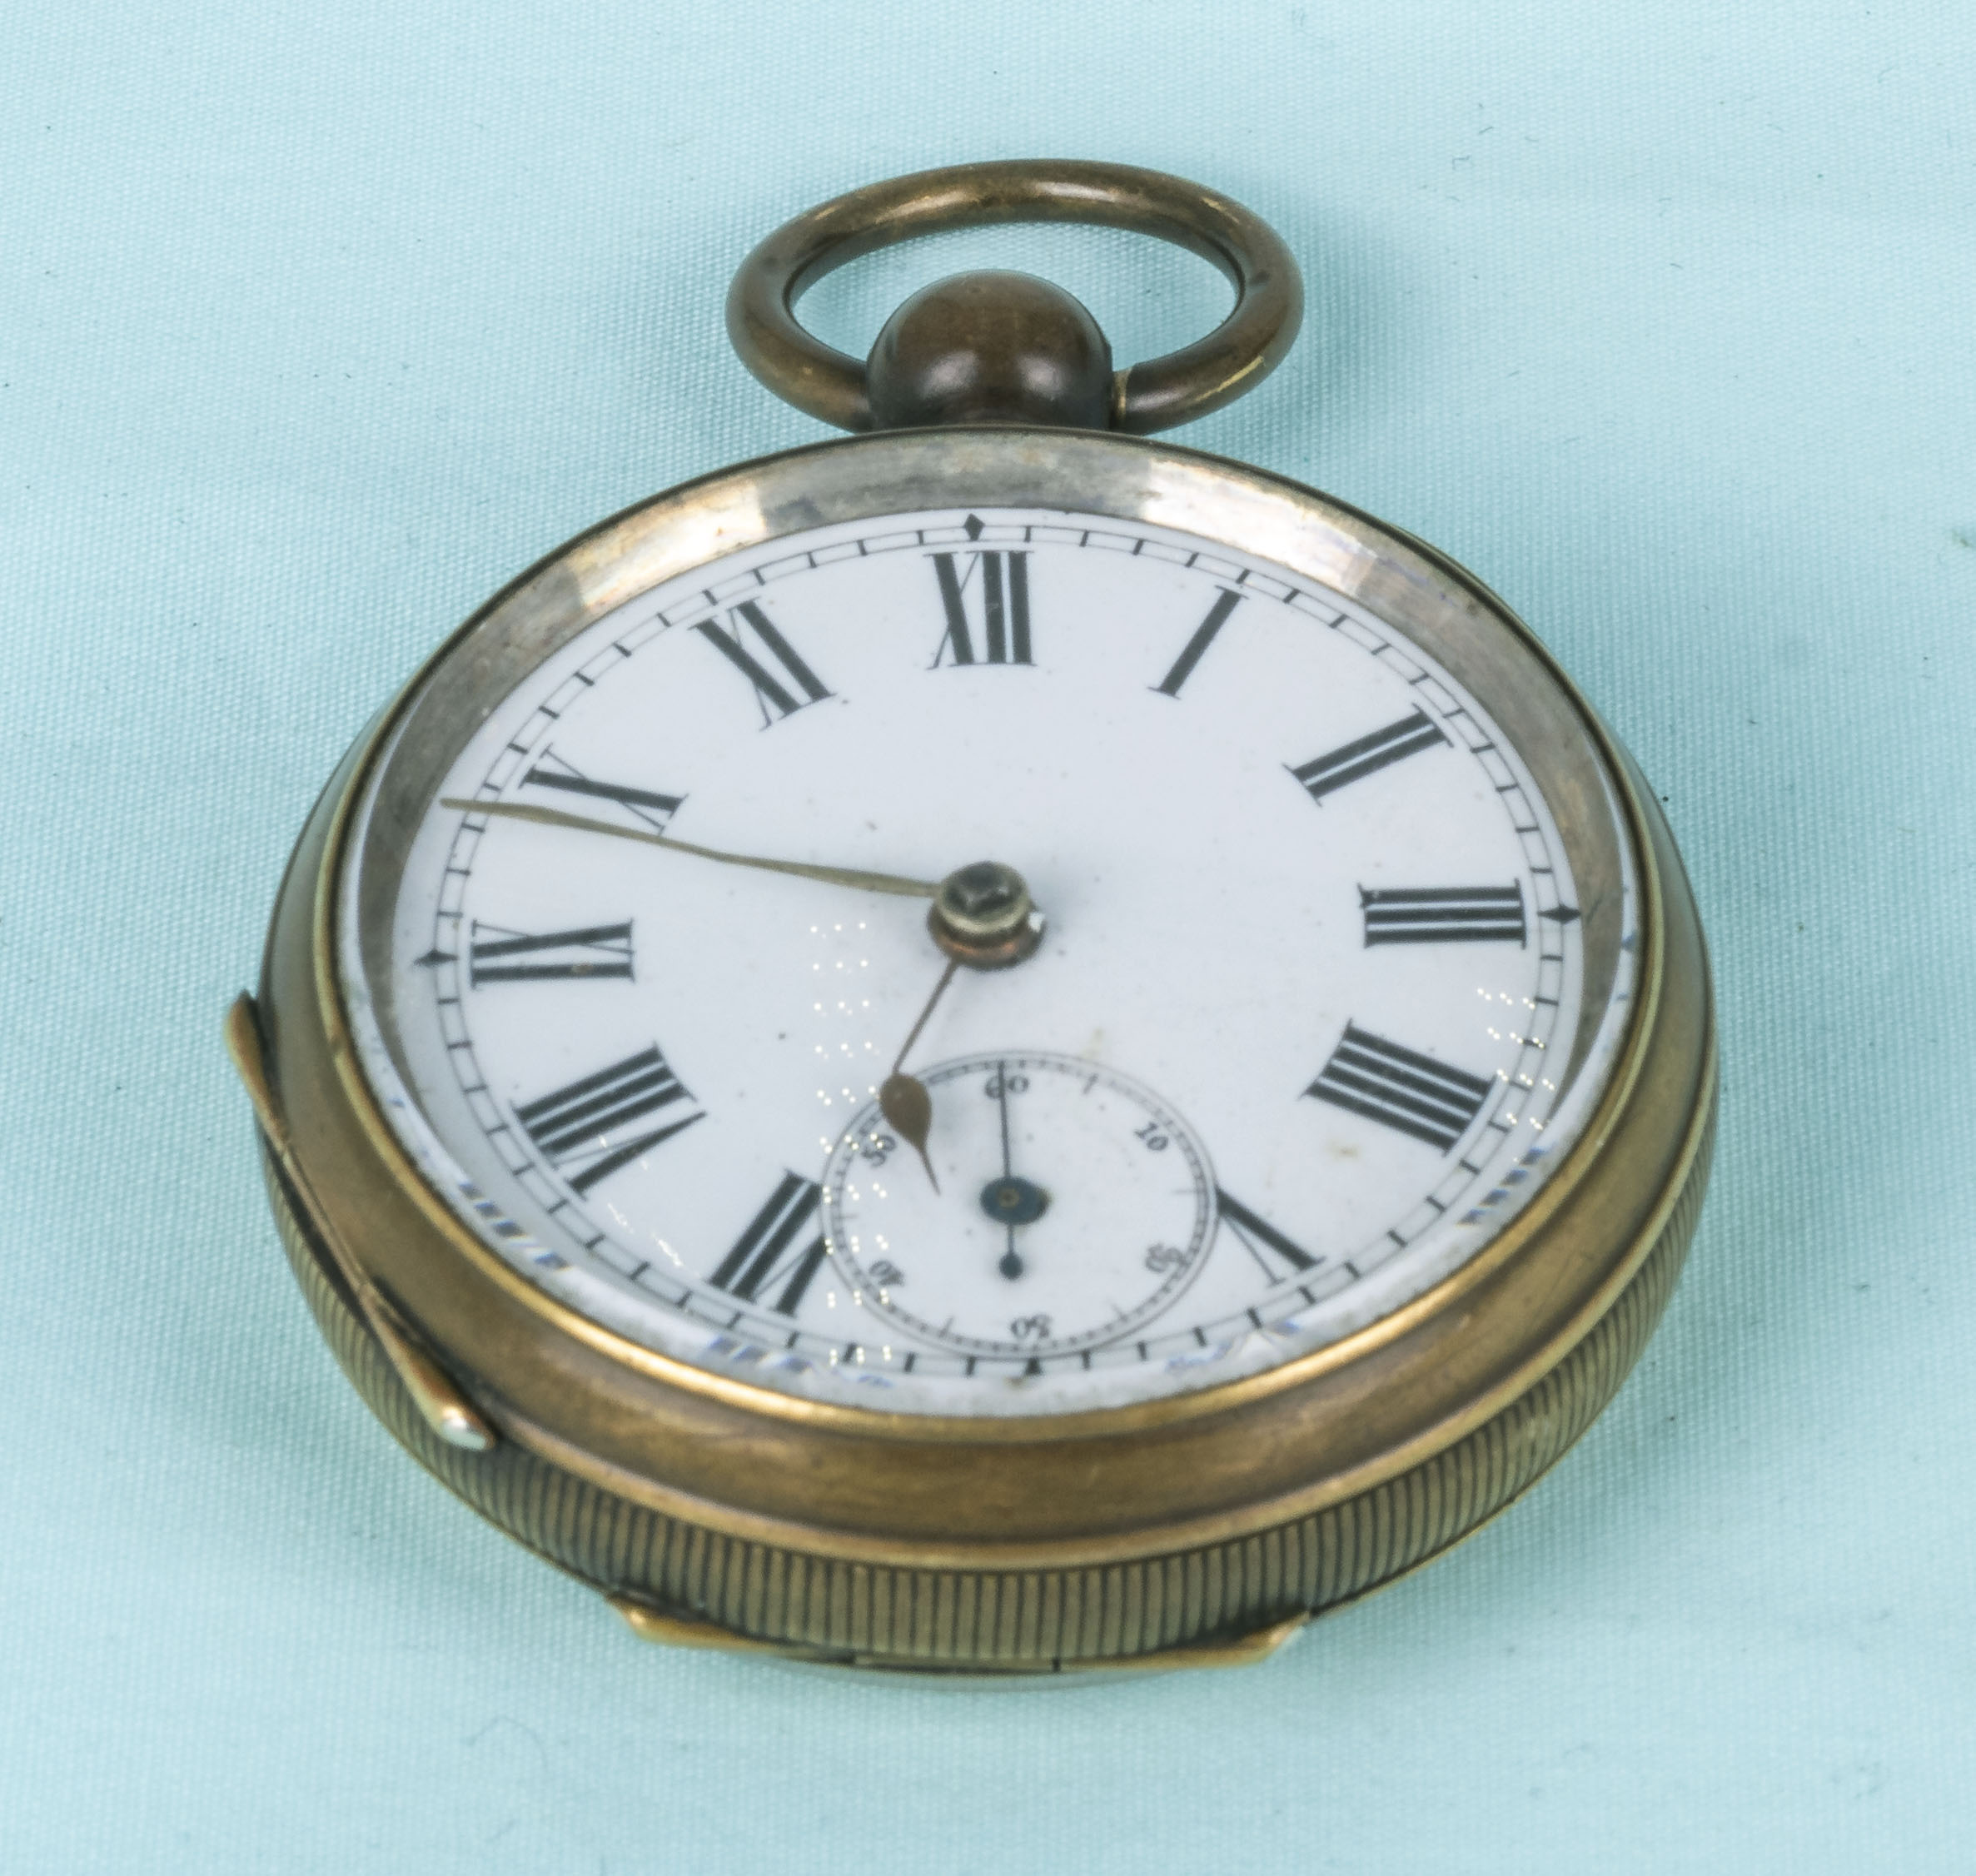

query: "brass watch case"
(239, 426), (1715, 1674)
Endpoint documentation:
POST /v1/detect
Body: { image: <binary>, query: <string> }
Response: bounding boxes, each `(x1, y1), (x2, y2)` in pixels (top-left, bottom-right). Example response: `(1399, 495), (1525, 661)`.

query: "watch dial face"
(342, 503), (1638, 1417)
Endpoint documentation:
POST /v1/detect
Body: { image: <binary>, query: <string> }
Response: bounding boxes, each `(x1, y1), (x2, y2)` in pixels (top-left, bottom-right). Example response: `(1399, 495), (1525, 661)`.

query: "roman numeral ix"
(708, 1172), (828, 1317)
(515, 1044), (702, 1194)
(1290, 709), (1448, 804)
(1360, 884), (1526, 948)
(930, 550), (1032, 666)
(468, 920), (634, 985)
(694, 600), (832, 724)
(1306, 1023), (1493, 1153)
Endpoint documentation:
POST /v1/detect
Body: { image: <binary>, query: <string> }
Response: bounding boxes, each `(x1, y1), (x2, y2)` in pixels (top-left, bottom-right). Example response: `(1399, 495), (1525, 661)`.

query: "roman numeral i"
(930, 551), (1032, 666)
(515, 1044), (703, 1194)
(1306, 1023), (1492, 1153)
(708, 1172), (828, 1317)
(1152, 590), (1242, 697)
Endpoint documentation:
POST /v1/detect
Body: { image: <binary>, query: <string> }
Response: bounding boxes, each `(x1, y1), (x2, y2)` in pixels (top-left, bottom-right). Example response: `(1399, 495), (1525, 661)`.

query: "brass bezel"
(251, 425), (1713, 1598)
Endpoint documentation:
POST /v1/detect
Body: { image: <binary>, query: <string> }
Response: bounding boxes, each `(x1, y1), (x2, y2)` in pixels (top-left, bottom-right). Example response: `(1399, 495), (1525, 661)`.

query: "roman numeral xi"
(1307, 1023), (1492, 1153)
(515, 1044), (703, 1195)
(694, 601), (831, 724)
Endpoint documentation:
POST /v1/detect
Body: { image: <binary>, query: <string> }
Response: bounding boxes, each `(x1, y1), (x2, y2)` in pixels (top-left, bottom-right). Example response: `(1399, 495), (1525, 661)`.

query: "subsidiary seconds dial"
(822, 1053), (1215, 1360)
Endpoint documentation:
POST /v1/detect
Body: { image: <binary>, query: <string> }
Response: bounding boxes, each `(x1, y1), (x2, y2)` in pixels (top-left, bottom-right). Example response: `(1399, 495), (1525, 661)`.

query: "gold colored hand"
(878, 957), (961, 1193)
(438, 798), (940, 899)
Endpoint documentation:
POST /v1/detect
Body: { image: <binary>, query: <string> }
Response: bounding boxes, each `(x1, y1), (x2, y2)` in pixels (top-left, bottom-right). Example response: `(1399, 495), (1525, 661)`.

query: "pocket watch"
(228, 162), (1715, 1676)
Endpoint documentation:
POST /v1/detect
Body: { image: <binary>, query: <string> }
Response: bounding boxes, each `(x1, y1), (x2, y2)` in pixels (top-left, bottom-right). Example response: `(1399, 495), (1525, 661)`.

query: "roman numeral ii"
(1290, 709), (1448, 804)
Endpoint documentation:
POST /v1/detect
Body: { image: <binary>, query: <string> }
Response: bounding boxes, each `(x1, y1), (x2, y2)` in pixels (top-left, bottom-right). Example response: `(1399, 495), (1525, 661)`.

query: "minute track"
(392, 501), (1600, 1416)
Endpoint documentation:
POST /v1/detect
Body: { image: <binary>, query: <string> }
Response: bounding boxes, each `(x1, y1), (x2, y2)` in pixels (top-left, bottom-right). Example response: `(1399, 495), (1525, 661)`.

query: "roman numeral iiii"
(1306, 1023), (1492, 1152)
(515, 1044), (702, 1194)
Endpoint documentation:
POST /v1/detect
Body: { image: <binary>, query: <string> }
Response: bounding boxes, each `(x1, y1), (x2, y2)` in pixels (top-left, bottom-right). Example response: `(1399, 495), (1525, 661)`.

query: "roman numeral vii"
(708, 1172), (828, 1316)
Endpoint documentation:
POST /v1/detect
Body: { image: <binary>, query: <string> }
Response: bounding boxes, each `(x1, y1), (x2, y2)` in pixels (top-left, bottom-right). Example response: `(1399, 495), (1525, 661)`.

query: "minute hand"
(438, 798), (939, 899)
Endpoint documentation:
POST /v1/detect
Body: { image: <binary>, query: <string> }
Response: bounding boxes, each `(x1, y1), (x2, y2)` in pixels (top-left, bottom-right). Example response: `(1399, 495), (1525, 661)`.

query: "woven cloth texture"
(2, 1), (1971, 1869)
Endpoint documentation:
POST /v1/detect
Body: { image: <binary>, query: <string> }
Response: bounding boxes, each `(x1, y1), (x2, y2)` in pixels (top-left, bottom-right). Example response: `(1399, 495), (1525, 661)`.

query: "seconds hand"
(995, 1062), (1023, 1280)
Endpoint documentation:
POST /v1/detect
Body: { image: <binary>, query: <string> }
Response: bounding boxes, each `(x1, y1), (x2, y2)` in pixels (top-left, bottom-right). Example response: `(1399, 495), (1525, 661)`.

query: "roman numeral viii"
(694, 601), (832, 724)
(515, 1044), (703, 1194)
(708, 1172), (828, 1316)
(930, 551), (1032, 666)
(1290, 709), (1447, 804)
(470, 920), (634, 985)
(1361, 884), (1526, 948)
(1306, 1023), (1492, 1152)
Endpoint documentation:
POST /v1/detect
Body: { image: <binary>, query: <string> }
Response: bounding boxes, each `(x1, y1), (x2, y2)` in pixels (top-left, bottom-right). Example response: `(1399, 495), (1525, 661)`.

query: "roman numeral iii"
(930, 551), (1033, 666)
(469, 920), (634, 985)
(694, 601), (832, 723)
(1306, 1023), (1492, 1152)
(1360, 884), (1526, 947)
(1290, 709), (1448, 804)
(708, 1172), (828, 1316)
(515, 1044), (703, 1194)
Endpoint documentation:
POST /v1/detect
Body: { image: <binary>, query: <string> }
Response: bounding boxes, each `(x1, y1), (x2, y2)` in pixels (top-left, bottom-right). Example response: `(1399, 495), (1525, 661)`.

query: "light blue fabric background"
(4, 1), (1973, 1868)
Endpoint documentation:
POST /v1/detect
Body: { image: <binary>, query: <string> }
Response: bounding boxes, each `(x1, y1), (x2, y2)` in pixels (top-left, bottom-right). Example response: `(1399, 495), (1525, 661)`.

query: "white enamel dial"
(342, 505), (1638, 1417)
